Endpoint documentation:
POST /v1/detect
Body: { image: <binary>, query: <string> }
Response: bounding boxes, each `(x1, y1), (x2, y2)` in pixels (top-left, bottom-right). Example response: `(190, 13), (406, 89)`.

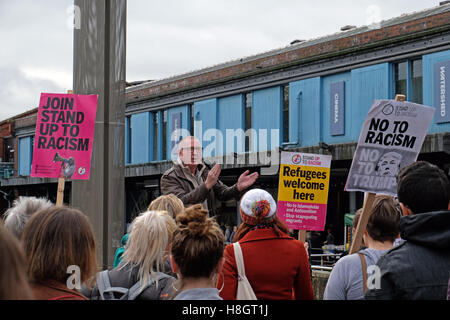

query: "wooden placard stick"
(349, 192), (375, 254)
(56, 176), (65, 206)
(55, 89), (74, 206)
(298, 230), (306, 243)
(349, 94), (405, 254)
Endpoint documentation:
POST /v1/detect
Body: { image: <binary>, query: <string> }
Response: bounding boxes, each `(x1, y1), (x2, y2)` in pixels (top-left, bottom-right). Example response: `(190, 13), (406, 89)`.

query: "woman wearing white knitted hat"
(217, 189), (314, 300)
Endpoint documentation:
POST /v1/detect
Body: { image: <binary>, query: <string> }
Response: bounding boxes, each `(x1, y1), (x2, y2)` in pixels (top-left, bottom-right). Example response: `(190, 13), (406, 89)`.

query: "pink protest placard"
(31, 93), (98, 180)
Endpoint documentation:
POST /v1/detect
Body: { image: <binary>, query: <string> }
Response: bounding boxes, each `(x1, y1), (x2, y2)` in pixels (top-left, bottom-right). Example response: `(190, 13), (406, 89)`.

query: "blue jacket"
(113, 234), (129, 268)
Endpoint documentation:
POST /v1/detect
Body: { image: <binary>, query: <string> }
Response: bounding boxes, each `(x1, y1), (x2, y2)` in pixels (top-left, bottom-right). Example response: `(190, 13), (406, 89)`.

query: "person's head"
(352, 208), (362, 231)
(22, 206), (97, 287)
(234, 188), (289, 242)
(177, 136), (202, 166)
(0, 222), (34, 299)
(170, 204), (224, 285)
(397, 161), (450, 215)
(3, 196), (53, 239)
(148, 194), (184, 219)
(122, 210), (177, 289)
(363, 195), (401, 245)
(375, 152), (402, 177)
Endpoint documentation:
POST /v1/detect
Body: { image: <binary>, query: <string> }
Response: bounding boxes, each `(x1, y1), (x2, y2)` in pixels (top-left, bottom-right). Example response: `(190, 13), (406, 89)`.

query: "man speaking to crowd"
(160, 136), (259, 217)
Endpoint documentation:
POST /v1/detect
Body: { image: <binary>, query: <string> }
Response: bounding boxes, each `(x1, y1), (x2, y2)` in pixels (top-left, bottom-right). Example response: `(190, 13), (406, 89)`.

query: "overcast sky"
(0, 0), (442, 121)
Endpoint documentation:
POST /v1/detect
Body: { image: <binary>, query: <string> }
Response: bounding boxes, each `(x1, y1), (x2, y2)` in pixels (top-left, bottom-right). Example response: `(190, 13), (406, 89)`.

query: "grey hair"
(3, 196), (54, 239)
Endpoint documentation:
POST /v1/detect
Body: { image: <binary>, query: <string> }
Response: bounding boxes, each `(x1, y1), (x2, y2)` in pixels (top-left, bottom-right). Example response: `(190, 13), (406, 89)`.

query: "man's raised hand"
(205, 164), (221, 190)
(237, 170), (259, 192)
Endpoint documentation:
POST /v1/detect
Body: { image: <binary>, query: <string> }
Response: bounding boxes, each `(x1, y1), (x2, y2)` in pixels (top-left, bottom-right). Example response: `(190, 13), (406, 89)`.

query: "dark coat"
(366, 210), (450, 300)
(81, 262), (176, 300)
(160, 161), (241, 216)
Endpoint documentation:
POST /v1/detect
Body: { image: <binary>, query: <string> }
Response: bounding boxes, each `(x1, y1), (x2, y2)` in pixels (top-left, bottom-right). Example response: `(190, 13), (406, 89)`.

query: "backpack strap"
(97, 270), (114, 300)
(127, 272), (172, 300)
(126, 280), (144, 300)
(358, 252), (368, 294)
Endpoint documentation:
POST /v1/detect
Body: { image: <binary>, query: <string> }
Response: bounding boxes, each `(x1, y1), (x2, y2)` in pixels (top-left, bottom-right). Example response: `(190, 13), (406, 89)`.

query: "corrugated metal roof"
(127, 3), (450, 93)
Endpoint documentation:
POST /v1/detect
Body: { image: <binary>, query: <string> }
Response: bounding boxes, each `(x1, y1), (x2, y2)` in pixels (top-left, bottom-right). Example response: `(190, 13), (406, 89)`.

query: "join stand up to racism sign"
(31, 93), (98, 182)
(277, 152), (332, 235)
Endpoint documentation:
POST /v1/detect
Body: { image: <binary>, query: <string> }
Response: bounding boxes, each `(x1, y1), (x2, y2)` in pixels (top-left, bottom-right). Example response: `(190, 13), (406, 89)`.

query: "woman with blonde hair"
(170, 204), (225, 300)
(83, 210), (177, 300)
(113, 194), (184, 268)
(148, 194), (184, 219)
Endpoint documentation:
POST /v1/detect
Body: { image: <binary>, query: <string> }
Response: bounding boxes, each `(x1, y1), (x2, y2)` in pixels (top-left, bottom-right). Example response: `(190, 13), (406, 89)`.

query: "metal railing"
(310, 253), (342, 267)
(311, 265), (333, 271)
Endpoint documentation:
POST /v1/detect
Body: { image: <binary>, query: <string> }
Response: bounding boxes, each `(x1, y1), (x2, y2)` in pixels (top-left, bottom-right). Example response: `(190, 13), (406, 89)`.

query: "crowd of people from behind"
(0, 136), (449, 300)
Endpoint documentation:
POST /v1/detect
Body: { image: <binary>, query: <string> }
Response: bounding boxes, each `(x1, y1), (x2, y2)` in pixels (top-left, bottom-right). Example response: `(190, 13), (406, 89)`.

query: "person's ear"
(163, 242), (172, 261)
(362, 229), (368, 243)
(400, 203), (413, 216)
(170, 255), (179, 274)
(216, 257), (225, 274)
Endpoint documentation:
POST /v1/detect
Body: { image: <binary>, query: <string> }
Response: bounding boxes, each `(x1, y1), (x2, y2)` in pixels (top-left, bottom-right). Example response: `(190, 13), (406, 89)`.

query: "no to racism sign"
(345, 99), (434, 196)
(31, 93), (98, 180)
(277, 152), (331, 231)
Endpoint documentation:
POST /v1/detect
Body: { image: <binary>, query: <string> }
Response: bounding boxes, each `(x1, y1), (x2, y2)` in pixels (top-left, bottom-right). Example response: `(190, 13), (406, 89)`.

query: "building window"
(152, 112), (158, 161)
(283, 85), (289, 143)
(394, 61), (407, 97)
(126, 116), (131, 164)
(3, 138), (15, 163)
(18, 136), (33, 176)
(30, 135), (34, 162)
(190, 104), (194, 136)
(410, 58), (423, 104)
(393, 58), (422, 104)
(244, 92), (252, 152)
